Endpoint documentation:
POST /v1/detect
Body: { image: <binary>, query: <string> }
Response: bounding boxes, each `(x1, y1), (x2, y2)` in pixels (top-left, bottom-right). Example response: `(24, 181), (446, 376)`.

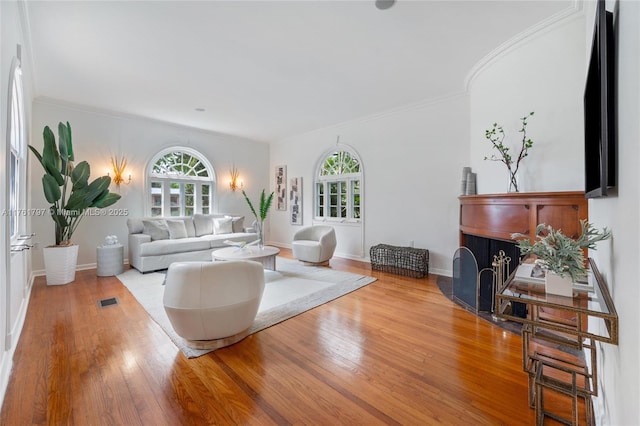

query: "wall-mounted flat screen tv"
(584, 0), (616, 198)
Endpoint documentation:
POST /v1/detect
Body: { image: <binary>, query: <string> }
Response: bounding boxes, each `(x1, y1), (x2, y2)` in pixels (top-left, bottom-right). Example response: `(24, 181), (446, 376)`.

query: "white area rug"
(116, 257), (376, 358)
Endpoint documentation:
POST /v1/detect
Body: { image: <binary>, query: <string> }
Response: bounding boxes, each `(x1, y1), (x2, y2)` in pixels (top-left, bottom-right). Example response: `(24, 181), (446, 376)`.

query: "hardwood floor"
(2, 249), (550, 425)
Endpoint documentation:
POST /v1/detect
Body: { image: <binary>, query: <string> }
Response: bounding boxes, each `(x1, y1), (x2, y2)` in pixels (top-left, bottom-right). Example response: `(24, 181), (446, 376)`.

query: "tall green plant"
(242, 189), (274, 222)
(29, 122), (121, 246)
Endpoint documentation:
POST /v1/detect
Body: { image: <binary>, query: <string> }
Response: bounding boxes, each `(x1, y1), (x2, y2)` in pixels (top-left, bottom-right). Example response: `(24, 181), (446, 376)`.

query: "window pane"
(10, 153), (17, 236)
(329, 182), (338, 218)
(316, 182), (324, 217)
(185, 183), (194, 210)
(170, 182), (181, 215)
(201, 184), (210, 214)
(151, 181), (162, 215)
(340, 181), (347, 218)
(352, 180), (360, 219)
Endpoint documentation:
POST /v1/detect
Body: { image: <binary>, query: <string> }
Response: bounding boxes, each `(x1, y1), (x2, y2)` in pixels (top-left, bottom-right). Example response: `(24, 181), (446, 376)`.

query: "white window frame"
(314, 147), (363, 224)
(6, 56), (25, 242)
(146, 147), (216, 217)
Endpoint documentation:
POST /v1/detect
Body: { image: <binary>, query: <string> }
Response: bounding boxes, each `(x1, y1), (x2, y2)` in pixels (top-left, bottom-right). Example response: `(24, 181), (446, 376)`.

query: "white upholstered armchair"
(291, 225), (337, 265)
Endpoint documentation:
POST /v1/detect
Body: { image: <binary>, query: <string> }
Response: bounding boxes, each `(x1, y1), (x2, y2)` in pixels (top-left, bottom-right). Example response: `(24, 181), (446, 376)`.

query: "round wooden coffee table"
(212, 246), (280, 270)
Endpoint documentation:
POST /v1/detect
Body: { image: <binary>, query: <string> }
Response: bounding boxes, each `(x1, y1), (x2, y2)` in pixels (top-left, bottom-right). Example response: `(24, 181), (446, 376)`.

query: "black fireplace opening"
(453, 234), (527, 317)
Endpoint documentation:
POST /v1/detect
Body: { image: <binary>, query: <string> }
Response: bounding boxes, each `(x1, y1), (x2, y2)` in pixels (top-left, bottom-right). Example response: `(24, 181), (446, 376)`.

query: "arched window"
(7, 56), (25, 239)
(147, 147), (215, 217)
(315, 149), (362, 221)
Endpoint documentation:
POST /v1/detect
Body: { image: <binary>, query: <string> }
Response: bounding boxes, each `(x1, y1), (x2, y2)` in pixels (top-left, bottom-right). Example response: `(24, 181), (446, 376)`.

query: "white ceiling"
(24, 0), (575, 143)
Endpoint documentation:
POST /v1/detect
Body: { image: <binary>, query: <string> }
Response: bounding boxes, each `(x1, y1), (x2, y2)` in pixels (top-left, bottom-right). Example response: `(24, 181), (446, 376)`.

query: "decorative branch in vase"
(484, 111), (535, 193)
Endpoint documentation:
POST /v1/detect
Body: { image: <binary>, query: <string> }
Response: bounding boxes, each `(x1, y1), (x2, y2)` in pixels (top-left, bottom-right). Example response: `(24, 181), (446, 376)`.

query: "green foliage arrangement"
(484, 111), (535, 192)
(242, 188), (274, 247)
(242, 189), (274, 223)
(29, 122), (121, 246)
(512, 220), (611, 282)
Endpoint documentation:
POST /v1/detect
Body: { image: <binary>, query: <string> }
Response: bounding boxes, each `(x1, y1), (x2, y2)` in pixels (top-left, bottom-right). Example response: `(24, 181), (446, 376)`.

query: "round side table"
(97, 243), (124, 276)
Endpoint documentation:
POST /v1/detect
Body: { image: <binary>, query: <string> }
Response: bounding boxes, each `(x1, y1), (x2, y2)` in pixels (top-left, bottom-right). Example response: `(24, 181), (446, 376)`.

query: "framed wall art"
(289, 177), (302, 225)
(275, 165), (287, 210)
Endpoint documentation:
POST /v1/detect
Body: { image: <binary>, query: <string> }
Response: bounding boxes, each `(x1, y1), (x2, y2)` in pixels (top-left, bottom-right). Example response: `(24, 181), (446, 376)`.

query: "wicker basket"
(370, 244), (429, 278)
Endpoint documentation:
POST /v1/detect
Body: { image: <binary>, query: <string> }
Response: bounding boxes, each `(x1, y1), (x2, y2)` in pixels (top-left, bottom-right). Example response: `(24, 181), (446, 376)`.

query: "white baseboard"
(0, 349), (14, 414)
(30, 259), (130, 278)
(270, 240), (451, 277)
(0, 272), (35, 412)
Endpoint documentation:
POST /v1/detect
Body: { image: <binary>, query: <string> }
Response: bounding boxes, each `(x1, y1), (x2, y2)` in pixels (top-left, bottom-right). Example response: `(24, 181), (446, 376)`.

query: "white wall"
(469, 14), (586, 194)
(587, 1), (640, 424)
(270, 94), (470, 276)
(0, 0), (34, 411)
(270, 11), (588, 277)
(29, 100), (270, 272)
(466, 2), (640, 422)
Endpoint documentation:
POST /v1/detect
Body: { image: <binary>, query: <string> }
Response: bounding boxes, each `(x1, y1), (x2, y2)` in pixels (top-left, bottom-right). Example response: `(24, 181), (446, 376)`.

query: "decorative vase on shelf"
(507, 170), (519, 193)
(544, 271), (574, 297)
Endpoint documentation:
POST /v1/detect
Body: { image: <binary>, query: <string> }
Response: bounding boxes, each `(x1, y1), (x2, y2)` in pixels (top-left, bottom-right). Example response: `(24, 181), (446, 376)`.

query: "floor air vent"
(98, 297), (119, 308)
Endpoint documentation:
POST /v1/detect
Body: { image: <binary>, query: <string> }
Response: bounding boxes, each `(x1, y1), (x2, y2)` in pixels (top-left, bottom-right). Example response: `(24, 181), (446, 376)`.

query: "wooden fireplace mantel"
(459, 191), (588, 245)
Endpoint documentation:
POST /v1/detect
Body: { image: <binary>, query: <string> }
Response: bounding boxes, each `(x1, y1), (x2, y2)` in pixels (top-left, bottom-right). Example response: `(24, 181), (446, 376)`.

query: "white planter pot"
(43, 245), (79, 285)
(545, 271), (574, 297)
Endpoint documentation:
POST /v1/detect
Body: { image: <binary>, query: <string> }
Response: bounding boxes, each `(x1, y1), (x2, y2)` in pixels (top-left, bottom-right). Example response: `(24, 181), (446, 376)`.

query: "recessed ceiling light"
(195, 107), (205, 112)
(375, 0), (395, 10)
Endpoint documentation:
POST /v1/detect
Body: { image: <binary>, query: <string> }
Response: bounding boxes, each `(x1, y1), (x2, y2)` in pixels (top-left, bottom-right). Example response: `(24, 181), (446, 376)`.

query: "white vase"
(43, 245), (79, 285)
(545, 271), (574, 297)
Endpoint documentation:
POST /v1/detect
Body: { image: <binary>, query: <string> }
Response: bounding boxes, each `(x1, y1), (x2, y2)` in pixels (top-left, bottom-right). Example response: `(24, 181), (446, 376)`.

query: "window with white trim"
(315, 150), (362, 221)
(147, 148), (215, 217)
(8, 58), (25, 239)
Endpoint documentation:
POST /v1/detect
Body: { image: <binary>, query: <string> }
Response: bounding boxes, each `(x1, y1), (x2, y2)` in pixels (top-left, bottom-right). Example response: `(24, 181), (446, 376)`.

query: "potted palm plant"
(512, 220), (611, 296)
(242, 189), (274, 249)
(29, 122), (121, 285)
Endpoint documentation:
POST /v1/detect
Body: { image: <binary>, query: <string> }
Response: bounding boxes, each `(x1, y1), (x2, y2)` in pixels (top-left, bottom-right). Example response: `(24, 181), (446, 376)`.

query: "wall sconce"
(229, 166), (244, 192)
(109, 155), (132, 188)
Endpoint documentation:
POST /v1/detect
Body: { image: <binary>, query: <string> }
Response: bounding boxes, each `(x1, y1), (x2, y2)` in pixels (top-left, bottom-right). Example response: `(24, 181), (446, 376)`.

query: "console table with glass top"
(496, 259), (618, 425)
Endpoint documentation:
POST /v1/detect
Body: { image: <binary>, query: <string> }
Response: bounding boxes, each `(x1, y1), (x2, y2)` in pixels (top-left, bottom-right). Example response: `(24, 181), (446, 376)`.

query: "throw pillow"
(213, 217), (233, 234)
(226, 215), (245, 233)
(193, 214), (214, 236)
(183, 217), (196, 237)
(166, 219), (188, 239)
(142, 219), (169, 241)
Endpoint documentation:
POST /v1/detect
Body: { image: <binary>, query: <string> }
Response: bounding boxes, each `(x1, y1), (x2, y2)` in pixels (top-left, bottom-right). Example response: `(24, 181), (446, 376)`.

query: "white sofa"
(127, 214), (257, 272)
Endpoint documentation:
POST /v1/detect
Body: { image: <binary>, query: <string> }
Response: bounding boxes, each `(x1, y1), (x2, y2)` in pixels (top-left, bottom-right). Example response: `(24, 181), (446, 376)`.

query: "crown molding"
(464, 0), (584, 92)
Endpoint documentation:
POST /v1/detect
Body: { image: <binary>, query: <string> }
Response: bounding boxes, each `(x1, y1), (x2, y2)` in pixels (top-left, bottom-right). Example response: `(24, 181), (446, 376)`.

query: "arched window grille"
(147, 148), (215, 217)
